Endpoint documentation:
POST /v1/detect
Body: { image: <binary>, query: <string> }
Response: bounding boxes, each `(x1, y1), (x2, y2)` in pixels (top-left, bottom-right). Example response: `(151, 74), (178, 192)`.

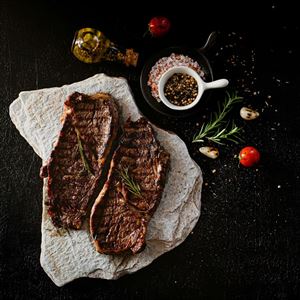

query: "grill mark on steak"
(41, 92), (119, 229)
(90, 117), (170, 255)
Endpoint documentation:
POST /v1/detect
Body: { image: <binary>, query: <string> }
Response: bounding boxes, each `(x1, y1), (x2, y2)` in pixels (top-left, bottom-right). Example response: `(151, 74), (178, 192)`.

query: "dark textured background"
(0, 1), (299, 299)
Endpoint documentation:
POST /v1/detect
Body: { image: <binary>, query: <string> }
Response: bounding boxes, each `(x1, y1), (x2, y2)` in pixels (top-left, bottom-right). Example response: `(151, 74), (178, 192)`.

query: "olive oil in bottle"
(71, 28), (138, 66)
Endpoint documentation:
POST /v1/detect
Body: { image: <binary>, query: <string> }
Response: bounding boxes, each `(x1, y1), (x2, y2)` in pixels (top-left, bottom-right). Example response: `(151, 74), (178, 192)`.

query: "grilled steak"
(40, 92), (119, 229)
(90, 117), (170, 254)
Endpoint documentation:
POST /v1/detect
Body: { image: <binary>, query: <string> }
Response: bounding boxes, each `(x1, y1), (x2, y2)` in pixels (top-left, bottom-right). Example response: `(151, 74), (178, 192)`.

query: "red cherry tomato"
(148, 16), (171, 37)
(239, 146), (260, 167)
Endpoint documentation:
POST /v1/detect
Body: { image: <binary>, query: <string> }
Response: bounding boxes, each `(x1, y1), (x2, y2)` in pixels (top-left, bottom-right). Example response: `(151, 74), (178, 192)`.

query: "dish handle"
(203, 79), (229, 91)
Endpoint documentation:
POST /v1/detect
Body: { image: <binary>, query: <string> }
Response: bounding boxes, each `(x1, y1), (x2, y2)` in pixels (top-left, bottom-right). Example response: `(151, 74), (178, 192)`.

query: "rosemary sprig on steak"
(75, 128), (93, 176)
(119, 167), (142, 198)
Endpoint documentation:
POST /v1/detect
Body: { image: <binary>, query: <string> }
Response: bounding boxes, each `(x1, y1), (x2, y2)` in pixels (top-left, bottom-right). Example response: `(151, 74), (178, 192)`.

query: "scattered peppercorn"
(164, 73), (198, 106)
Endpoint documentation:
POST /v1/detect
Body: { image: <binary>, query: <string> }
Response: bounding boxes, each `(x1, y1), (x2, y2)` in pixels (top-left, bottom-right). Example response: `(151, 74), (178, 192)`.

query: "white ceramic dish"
(158, 66), (229, 111)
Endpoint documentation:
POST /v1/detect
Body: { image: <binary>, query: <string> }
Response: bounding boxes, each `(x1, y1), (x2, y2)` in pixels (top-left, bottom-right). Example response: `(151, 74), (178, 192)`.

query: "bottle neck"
(103, 42), (139, 67)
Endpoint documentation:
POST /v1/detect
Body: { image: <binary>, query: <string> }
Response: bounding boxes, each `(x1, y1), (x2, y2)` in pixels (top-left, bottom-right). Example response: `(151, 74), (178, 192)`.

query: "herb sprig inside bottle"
(193, 92), (244, 145)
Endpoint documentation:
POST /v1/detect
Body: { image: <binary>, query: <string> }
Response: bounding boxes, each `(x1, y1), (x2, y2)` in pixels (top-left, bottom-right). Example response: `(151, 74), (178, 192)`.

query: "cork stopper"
(124, 49), (139, 67)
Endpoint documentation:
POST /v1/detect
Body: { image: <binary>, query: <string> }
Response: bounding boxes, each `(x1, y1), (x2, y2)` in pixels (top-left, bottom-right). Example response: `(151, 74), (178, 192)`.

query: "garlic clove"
(199, 146), (219, 159)
(240, 107), (260, 120)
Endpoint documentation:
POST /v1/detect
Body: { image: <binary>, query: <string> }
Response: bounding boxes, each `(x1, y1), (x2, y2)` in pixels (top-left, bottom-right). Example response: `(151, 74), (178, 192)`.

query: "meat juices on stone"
(90, 118), (170, 254)
(40, 92), (119, 229)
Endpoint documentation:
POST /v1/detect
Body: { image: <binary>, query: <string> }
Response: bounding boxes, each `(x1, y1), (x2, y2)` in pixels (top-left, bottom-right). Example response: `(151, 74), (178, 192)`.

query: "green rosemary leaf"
(75, 128), (93, 176)
(192, 92), (243, 144)
(119, 168), (142, 198)
(207, 137), (226, 145)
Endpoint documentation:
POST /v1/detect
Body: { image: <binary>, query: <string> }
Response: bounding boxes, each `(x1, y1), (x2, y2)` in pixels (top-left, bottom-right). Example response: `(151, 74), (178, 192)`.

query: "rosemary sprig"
(192, 91), (243, 144)
(119, 168), (142, 198)
(75, 128), (93, 176)
(207, 122), (244, 145)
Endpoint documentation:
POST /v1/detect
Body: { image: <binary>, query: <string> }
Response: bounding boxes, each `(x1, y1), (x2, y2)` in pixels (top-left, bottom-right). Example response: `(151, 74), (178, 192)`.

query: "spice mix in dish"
(148, 53), (205, 102)
(164, 73), (198, 106)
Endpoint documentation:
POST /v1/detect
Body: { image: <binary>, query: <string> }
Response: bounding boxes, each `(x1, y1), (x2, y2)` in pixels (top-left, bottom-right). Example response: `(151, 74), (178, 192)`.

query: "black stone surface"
(1, 1), (299, 299)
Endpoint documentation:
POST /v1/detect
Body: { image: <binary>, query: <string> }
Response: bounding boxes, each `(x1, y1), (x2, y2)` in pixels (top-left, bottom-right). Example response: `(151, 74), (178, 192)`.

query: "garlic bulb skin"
(199, 147), (219, 159)
(240, 107), (260, 120)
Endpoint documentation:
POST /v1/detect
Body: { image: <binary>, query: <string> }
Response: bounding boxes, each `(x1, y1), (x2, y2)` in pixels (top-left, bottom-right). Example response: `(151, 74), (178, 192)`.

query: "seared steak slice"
(41, 92), (119, 229)
(90, 117), (170, 254)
